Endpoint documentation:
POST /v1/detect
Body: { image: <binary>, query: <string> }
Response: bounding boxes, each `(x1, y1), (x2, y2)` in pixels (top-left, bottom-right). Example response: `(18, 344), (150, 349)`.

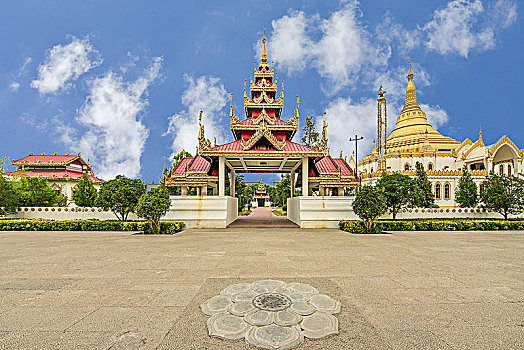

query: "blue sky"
(0, 0), (522, 183)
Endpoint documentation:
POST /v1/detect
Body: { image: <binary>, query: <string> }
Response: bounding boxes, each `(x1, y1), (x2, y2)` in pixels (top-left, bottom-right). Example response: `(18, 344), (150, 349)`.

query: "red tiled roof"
(315, 156), (338, 173)
(332, 158), (353, 175)
(190, 155), (211, 172)
(313, 156), (353, 175)
(13, 154), (82, 166)
(284, 141), (311, 152)
(4, 169), (104, 182)
(214, 140), (242, 151)
(171, 156), (211, 175)
(172, 158), (193, 175)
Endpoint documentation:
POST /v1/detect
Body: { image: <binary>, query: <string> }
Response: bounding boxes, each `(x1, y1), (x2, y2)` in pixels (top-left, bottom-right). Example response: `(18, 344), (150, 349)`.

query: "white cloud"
(61, 57), (162, 179)
(424, 0), (518, 58)
(421, 104), (449, 128)
(375, 13), (421, 53)
(31, 36), (102, 94)
(164, 75), (229, 159)
(322, 97), (377, 159)
(10, 57), (32, 93)
(266, 11), (313, 74)
(314, 2), (389, 94)
(264, 1), (389, 94)
(9, 82), (20, 92)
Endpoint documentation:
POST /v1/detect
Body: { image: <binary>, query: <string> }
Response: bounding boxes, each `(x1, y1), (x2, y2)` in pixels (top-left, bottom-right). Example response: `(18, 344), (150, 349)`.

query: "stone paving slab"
(0, 229), (522, 349)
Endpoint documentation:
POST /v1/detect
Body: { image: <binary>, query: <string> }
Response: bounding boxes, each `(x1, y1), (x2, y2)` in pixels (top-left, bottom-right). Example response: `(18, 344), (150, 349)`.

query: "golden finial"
(479, 126), (483, 141)
(198, 110), (203, 124)
(230, 93), (233, 103)
(328, 148), (330, 156)
(296, 95), (300, 105)
(378, 84), (386, 97)
(408, 56), (413, 76)
(261, 27), (267, 63)
(340, 151), (343, 159)
(214, 137), (216, 147)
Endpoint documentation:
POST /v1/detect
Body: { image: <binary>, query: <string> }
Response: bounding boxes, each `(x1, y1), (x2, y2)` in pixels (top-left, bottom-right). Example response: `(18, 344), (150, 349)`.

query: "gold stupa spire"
(261, 27), (267, 63)
(402, 57), (421, 114)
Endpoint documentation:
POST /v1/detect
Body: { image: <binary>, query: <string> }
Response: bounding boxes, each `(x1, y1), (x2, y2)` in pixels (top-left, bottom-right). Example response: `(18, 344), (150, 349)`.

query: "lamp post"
(349, 135), (364, 179)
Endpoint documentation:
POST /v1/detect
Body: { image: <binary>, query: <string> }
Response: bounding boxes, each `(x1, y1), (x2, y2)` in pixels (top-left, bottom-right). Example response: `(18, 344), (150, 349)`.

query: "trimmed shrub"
(0, 219), (184, 234)
(339, 219), (524, 234)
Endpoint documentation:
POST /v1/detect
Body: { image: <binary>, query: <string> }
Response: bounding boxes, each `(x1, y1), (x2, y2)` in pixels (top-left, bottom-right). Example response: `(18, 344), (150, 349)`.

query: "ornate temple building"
(359, 62), (524, 207)
(251, 177), (270, 208)
(166, 32), (358, 197)
(4, 152), (104, 204)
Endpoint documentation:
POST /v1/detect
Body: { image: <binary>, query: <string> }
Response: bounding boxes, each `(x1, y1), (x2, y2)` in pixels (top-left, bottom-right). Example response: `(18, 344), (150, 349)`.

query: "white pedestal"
(164, 196), (238, 228)
(287, 196), (357, 229)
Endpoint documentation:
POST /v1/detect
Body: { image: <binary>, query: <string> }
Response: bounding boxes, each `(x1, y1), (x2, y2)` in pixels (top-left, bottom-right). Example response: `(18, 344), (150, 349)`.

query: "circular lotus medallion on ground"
(200, 280), (341, 349)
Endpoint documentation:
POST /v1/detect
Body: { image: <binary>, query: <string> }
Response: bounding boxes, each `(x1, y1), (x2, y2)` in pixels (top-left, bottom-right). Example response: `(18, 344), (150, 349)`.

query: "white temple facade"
(359, 63), (523, 207)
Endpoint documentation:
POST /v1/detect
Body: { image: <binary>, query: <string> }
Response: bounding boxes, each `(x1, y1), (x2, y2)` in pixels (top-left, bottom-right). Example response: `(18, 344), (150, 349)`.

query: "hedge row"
(339, 219), (524, 234)
(0, 219), (185, 234)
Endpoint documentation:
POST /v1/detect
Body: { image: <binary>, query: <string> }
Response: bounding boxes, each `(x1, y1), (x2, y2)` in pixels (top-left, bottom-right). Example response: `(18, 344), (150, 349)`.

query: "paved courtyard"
(0, 228), (522, 349)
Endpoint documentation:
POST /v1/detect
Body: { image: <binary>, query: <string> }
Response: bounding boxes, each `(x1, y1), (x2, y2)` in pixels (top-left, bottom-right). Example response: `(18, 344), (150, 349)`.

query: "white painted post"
(230, 168), (235, 197)
(291, 169), (295, 197)
(219, 156), (225, 196)
(302, 157), (309, 196)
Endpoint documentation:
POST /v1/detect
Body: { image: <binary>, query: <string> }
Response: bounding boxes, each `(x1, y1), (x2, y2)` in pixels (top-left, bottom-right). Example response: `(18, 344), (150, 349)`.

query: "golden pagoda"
(385, 60), (460, 154)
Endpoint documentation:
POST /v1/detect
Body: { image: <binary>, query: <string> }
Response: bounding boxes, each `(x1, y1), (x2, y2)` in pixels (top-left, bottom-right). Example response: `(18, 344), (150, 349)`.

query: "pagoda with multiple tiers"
(252, 177), (270, 207)
(166, 31), (358, 197)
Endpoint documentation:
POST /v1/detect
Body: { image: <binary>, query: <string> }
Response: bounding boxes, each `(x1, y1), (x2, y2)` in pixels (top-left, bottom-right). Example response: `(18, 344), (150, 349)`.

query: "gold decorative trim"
(488, 135), (523, 158)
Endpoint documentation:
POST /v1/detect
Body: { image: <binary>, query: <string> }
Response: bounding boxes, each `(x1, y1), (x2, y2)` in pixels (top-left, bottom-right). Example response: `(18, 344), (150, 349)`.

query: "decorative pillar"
(219, 156), (225, 196)
(201, 186), (207, 196)
(319, 187), (325, 196)
(181, 186), (188, 196)
(196, 186), (201, 196)
(212, 186), (217, 196)
(290, 170), (295, 197)
(338, 187), (344, 196)
(230, 168), (235, 197)
(302, 157), (309, 196)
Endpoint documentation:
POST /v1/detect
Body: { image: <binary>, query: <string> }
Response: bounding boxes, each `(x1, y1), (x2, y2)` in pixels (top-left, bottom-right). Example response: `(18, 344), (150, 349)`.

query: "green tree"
(136, 186), (171, 234)
(275, 174), (291, 207)
(0, 156), (10, 173)
(14, 176), (65, 207)
(172, 150), (192, 167)
(480, 172), (524, 220)
(234, 174), (248, 211)
(301, 115), (319, 147)
(352, 185), (386, 233)
(455, 166), (478, 207)
(96, 175), (146, 221)
(73, 173), (98, 207)
(0, 176), (19, 215)
(413, 162), (435, 207)
(377, 172), (413, 220)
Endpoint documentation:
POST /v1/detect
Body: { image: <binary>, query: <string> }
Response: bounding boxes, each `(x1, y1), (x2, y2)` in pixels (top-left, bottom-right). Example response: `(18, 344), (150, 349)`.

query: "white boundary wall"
(163, 196), (238, 228)
(288, 196), (524, 228)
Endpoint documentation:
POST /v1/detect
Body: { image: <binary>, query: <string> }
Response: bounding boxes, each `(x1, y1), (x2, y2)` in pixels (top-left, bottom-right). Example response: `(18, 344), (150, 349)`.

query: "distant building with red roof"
(4, 152), (104, 204)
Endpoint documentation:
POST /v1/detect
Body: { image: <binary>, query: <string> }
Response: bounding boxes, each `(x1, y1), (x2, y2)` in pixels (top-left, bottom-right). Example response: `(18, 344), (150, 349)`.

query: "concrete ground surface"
(0, 228), (522, 349)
